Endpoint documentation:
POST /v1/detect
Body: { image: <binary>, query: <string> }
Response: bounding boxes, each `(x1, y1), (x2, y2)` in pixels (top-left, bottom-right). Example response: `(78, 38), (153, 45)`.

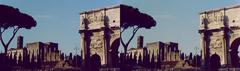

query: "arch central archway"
(110, 38), (120, 67)
(90, 54), (101, 71)
(230, 38), (240, 67)
(210, 53), (221, 70)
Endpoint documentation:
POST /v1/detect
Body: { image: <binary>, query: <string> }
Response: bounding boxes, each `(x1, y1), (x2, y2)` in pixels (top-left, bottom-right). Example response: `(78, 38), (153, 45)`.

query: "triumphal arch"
(199, 4), (240, 67)
(79, 5), (120, 66)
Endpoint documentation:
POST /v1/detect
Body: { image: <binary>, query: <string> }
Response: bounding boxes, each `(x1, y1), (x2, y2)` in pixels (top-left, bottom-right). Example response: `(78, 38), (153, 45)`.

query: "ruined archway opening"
(110, 38), (120, 67)
(90, 53), (101, 71)
(210, 53), (221, 70)
(230, 38), (240, 67)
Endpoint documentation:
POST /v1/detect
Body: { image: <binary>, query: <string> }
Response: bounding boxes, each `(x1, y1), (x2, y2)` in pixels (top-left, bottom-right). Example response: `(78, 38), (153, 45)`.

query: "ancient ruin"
(79, 5), (120, 66)
(199, 4), (240, 67)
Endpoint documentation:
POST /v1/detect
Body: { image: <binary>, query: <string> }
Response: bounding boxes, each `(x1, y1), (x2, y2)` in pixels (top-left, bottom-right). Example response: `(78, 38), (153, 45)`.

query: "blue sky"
(0, 0), (120, 54)
(0, 0), (239, 55)
(122, 0), (240, 55)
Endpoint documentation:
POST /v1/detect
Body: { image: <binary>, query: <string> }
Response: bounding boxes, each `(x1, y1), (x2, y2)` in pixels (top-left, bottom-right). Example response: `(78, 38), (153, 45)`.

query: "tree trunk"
(124, 47), (127, 55)
(0, 28), (19, 54)
(4, 47), (7, 54)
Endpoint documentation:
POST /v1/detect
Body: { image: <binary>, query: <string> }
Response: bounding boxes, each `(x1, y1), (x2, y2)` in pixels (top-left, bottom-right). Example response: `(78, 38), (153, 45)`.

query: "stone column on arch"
(202, 30), (211, 69)
(222, 32), (230, 66)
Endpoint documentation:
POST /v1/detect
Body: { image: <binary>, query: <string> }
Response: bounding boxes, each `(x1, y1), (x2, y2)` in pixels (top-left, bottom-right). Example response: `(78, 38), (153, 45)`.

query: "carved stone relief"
(210, 37), (222, 49)
(91, 37), (103, 49)
(86, 12), (104, 24)
(206, 12), (223, 23)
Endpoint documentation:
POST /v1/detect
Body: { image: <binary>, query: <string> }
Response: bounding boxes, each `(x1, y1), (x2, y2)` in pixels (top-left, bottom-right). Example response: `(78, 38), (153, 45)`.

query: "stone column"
(200, 12), (211, 69)
(87, 31), (92, 70)
(223, 8), (231, 67)
(103, 9), (112, 67)
(80, 30), (92, 70)
(202, 30), (211, 69)
(80, 34), (85, 59)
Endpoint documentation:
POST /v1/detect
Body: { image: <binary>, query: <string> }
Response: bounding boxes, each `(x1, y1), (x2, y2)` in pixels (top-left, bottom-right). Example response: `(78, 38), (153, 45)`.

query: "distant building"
(7, 36), (60, 64)
(127, 35), (146, 61)
(127, 47), (146, 61)
(127, 36), (180, 67)
(8, 48), (26, 64)
(26, 42), (60, 63)
(163, 42), (180, 61)
(146, 41), (165, 62)
(7, 36), (26, 64)
(144, 41), (180, 62)
(17, 36), (23, 49)
(137, 36), (144, 48)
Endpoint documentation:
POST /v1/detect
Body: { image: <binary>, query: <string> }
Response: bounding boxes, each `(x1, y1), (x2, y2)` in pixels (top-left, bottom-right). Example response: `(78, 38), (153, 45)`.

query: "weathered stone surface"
(79, 5), (120, 65)
(127, 41), (180, 64)
(199, 4), (240, 65)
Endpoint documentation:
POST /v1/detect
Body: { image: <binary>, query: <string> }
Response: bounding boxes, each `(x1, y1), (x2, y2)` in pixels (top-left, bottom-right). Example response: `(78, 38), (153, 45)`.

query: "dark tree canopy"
(0, 4), (36, 53)
(119, 4), (157, 56)
(0, 5), (36, 29)
(120, 4), (156, 29)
